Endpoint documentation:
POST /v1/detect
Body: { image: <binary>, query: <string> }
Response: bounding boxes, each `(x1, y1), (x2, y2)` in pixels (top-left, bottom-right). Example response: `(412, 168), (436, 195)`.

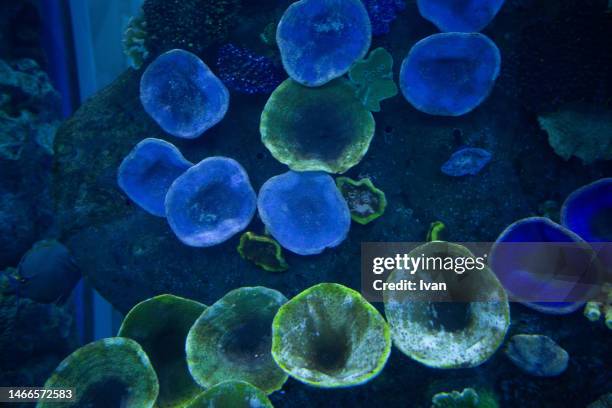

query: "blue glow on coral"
(399, 33), (501, 116)
(165, 157), (256, 247)
(417, 0), (505, 32)
(561, 178), (612, 243)
(258, 171), (351, 255)
(140, 49), (229, 139)
(276, 0), (372, 87)
(363, 0), (406, 36)
(441, 147), (492, 176)
(118, 138), (192, 217)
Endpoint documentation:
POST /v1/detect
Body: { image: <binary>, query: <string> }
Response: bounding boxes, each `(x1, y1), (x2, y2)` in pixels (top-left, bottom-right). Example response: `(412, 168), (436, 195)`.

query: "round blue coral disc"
(165, 157), (256, 247)
(140, 49), (229, 139)
(399, 32), (501, 116)
(561, 178), (612, 243)
(258, 171), (351, 255)
(118, 138), (192, 217)
(417, 0), (505, 32)
(277, 0), (372, 87)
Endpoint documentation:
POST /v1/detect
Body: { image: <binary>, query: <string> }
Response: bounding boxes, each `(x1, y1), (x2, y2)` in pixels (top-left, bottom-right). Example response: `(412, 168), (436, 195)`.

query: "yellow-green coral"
(186, 381), (273, 408)
(432, 388), (498, 408)
(336, 177), (386, 225)
(348, 47), (398, 112)
(584, 284), (612, 330)
(426, 221), (446, 241)
(237, 232), (288, 272)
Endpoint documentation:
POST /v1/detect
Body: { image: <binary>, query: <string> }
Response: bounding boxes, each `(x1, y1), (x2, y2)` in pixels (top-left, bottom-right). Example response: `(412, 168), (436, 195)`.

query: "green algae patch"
(186, 381), (273, 408)
(384, 242), (510, 369)
(271, 283), (391, 388)
(260, 78), (375, 174)
(38, 337), (158, 408)
(118, 294), (206, 408)
(237, 232), (288, 272)
(186, 287), (288, 394)
(336, 177), (387, 225)
(348, 47), (398, 112)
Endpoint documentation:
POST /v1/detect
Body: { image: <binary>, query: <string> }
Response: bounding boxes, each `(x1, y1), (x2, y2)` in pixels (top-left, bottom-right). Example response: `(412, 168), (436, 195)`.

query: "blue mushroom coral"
(417, 0), (505, 32)
(561, 178), (612, 243)
(165, 157), (256, 247)
(118, 138), (192, 217)
(258, 171), (350, 255)
(399, 33), (501, 116)
(140, 49), (229, 139)
(276, 0), (372, 87)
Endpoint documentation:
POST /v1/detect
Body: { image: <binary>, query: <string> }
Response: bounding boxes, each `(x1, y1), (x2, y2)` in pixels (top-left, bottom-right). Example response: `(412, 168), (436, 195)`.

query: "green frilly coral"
(271, 283), (391, 388)
(349, 47), (398, 112)
(261, 78), (375, 174)
(186, 381), (273, 408)
(336, 177), (387, 225)
(117, 294), (206, 408)
(237, 232), (288, 272)
(38, 337), (159, 408)
(186, 287), (288, 394)
(432, 388), (498, 408)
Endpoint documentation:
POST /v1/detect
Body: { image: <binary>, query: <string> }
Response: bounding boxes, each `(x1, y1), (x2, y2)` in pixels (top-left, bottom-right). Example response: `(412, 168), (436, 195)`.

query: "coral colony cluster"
(39, 0), (612, 406)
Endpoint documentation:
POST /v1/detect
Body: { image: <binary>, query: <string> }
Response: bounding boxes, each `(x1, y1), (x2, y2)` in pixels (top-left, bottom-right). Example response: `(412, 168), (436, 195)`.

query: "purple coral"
(363, 0), (406, 36)
(216, 44), (286, 95)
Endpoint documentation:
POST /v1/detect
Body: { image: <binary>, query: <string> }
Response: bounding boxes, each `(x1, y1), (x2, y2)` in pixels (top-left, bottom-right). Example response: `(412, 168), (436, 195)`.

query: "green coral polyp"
(117, 294), (206, 408)
(384, 242), (510, 369)
(271, 283), (391, 388)
(38, 337), (159, 408)
(186, 287), (288, 394)
(237, 232), (289, 272)
(348, 47), (398, 112)
(336, 177), (387, 224)
(260, 78), (375, 174)
(186, 381), (273, 408)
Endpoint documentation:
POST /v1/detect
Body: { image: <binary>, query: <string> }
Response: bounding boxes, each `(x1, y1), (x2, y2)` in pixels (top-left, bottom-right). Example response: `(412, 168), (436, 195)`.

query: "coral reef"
(348, 47), (398, 112)
(335, 177), (387, 225)
(504, 334), (569, 377)
(417, 0), (505, 32)
(165, 157), (257, 247)
(385, 242), (510, 368)
(441, 147), (492, 177)
(140, 49), (229, 139)
(186, 380), (274, 408)
(122, 10), (149, 69)
(237, 232), (289, 272)
(276, 0), (372, 87)
(216, 44), (286, 95)
(141, 0), (241, 57)
(258, 171), (351, 255)
(561, 178), (612, 242)
(272, 283), (391, 388)
(39, 337), (159, 408)
(186, 287), (288, 394)
(117, 138), (192, 217)
(489, 217), (603, 314)
(538, 104), (612, 164)
(117, 294), (206, 408)
(400, 33), (501, 116)
(260, 79), (375, 173)
(362, 0), (406, 36)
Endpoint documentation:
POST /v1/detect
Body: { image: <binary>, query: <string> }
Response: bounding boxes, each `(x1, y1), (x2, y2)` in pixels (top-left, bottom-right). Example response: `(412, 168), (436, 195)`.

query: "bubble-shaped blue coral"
(216, 44), (286, 95)
(140, 49), (229, 139)
(400, 33), (501, 116)
(561, 178), (612, 243)
(441, 147), (492, 177)
(277, 0), (372, 87)
(363, 0), (406, 36)
(258, 171), (350, 255)
(118, 138), (192, 217)
(165, 157), (256, 247)
(417, 0), (505, 33)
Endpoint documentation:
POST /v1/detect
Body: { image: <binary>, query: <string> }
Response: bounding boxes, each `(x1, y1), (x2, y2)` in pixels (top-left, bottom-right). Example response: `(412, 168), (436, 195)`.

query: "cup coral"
(335, 177), (387, 225)
(271, 283), (391, 388)
(165, 157), (256, 247)
(118, 138), (192, 217)
(384, 242), (509, 369)
(38, 337), (159, 408)
(489, 217), (603, 314)
(399, 33), (501, 116)
(260, 79), (375, 173)
(258, 171), (351, 255)
(417, 0), (505, 33)
(276, 0), (372, 87)
(117, 294), (206, 408)
(237, 232), (289, 272)
(561, 178), (612, 243)
(185, 381), (273, 408)
(140, 49), (229, 139)
(186, 287), (288, 394)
